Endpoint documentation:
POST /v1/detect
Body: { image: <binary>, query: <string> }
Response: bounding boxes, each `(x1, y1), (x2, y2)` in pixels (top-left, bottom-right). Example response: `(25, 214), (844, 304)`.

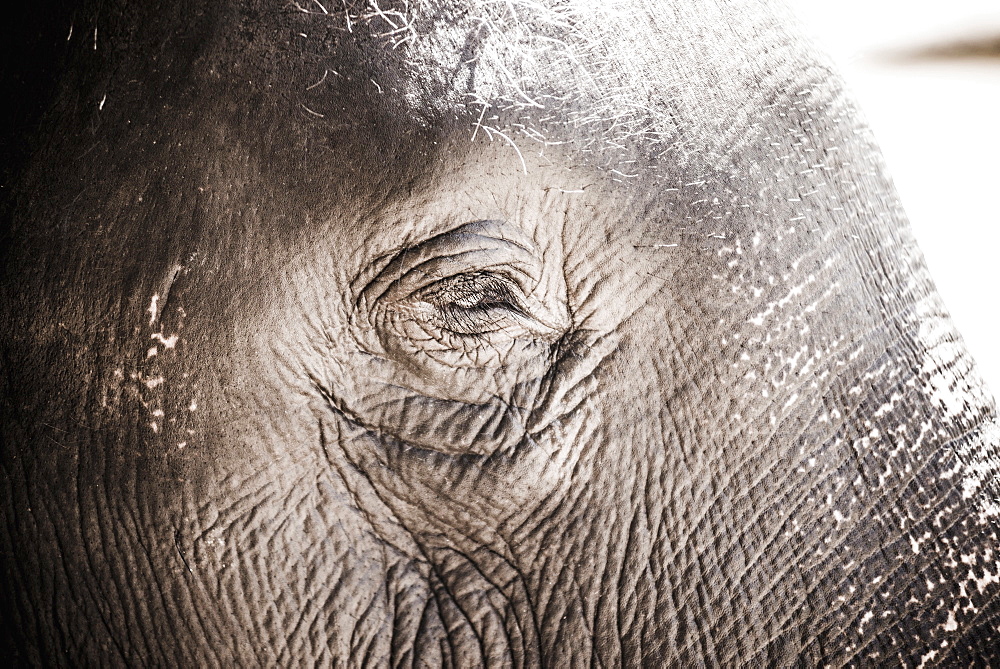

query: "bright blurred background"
(784, 0), (1000, 398)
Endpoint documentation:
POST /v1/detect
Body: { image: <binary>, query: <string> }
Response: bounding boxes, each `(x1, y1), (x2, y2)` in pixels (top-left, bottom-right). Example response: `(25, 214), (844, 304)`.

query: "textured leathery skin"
(1, 0), (998, 665)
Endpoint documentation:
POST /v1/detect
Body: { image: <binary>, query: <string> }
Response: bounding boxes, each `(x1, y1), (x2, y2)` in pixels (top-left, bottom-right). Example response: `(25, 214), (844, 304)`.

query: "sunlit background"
(785, 0), (1000, 397)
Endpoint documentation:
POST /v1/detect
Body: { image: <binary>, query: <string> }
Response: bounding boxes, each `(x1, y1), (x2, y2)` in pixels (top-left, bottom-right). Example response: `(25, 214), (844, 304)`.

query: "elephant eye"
(356, 220), (570, 366)
(418, 272), (530, 335)
(342, 222), (572, 455)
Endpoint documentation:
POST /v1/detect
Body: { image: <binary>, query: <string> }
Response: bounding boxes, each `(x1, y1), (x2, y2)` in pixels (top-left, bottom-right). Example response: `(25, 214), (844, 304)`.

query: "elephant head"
(2, 0), (999, 664)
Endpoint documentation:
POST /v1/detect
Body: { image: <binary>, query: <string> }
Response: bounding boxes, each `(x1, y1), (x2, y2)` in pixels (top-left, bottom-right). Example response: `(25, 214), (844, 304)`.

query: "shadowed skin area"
(2, 0), (1000, 666)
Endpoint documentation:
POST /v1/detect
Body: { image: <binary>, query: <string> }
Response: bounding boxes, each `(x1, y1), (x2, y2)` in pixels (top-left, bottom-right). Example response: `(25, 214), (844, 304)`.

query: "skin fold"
(2, 0), (999, 665)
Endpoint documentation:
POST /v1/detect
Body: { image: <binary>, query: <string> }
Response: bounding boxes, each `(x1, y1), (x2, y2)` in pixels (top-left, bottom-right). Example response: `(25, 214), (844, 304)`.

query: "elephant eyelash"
(417, 272), (531, 335)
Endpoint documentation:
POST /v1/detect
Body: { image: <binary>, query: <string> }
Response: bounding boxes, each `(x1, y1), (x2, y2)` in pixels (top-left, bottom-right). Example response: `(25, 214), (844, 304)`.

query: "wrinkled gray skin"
(2, 0), (1000, 665)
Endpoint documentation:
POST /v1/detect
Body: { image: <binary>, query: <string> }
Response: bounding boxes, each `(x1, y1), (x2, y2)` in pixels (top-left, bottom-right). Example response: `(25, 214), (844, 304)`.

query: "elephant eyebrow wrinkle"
(174, 530), (194, 575)
(317, 417), (337, 472)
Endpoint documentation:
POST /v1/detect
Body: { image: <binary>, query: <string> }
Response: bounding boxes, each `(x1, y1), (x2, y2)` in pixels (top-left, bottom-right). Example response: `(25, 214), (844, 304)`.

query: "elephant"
(2, 0), (999, 665)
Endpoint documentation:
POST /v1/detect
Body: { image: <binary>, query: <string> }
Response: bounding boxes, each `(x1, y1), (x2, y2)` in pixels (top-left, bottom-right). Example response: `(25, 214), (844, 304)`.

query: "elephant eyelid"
(355, 219), (567, 346)
(417, 272), (535, 335)
(356, 221), (540, 307)
(386, 254), (537, 305)
(420, 272), (523, 307)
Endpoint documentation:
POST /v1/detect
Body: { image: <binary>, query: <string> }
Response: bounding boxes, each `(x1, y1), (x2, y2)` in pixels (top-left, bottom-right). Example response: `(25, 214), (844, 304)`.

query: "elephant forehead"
(308, 0), (817, 163)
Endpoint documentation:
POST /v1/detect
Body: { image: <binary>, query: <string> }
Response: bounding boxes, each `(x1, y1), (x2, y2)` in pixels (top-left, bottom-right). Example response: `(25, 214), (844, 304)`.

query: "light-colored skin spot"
(147, 294), (159, 326)
(917, 649), (939, 668)
(954, 419), (1000, 507)
(858, 610), (874, 634)
(151, 332), (179, 348)
(967, 559), (1000, 595)
(910, 531), (931, 554)
(133, 272), (191, 443)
